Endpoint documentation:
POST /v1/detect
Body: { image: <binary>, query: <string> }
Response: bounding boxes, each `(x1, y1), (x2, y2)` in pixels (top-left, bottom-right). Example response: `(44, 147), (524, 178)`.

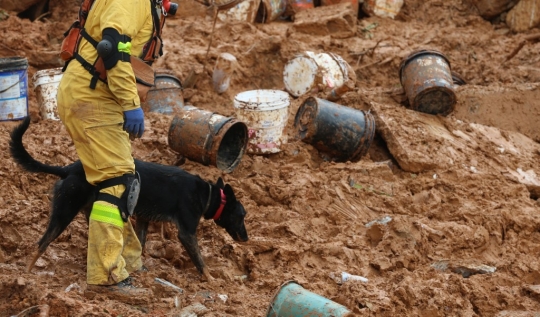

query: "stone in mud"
(454, 83), (540, 143)
(288, 2), (357, 39)
(506, 0), (540, 32)
(470, 0), (518, 19)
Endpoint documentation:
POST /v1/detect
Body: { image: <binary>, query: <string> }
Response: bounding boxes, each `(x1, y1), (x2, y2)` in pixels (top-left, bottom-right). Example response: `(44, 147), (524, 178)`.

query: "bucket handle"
(0, 65), (28, 94)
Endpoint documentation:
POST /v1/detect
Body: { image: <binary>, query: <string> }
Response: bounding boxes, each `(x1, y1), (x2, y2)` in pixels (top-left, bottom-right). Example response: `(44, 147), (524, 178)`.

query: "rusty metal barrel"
(168, 106), (248, 173)
(399, 49), (456, 116)
(294, 97), (375, 162)
(142, 73), (184, 114)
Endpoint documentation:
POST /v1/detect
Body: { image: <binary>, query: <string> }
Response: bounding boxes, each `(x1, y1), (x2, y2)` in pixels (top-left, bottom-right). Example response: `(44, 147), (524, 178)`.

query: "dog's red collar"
(213, 189), (226, 220)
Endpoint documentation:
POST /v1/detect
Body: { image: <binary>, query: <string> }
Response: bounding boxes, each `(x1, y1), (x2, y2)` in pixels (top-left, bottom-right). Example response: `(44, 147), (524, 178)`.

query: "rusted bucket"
(142, 73), (184, 115)
(217, 0), (259, 23)
(168, 106), (248, 173)
(294, 97), (375, 162)
(256, 0), (287, 23)
(33, 67), (63, 120)
(399, 49), (456, 116)
(266, 281), (353, 317)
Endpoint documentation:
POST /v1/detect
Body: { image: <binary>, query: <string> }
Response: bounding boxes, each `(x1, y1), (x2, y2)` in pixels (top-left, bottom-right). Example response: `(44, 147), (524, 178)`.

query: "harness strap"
(97, 174), (135, 190)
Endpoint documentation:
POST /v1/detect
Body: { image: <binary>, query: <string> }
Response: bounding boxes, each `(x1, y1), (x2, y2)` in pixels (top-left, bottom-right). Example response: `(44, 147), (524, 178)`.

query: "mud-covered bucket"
(399, 49), (456, 116)
(33, 67), (63, 120)
(256, 0), (287, 22)
(266, 281), (353, 317)
(294, 97), (375, 162)
(142, 73), (184, 115)
(0, 57), (28, 121)
(234, 89), (290, 155)
(217, 0), (259, 23)
(168, 106), (248, 173)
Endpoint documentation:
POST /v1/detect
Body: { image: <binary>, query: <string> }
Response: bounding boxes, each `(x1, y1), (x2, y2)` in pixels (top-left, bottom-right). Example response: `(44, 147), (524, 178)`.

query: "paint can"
(294, 97), (375, 162)
(0, 57), (28, 121)
(142, 72), (184, 115)
(362, 0), (403, 19)
(283, 51), (354, 98)
(399, 49), (456, 116)
(33, 67), (63, 120)
(234, 89), (290, 154)
(266, 281), (353, 317)
(217, 0), (259, 23)
(256, 0), (287, 23)
(168, 106), (248, 173)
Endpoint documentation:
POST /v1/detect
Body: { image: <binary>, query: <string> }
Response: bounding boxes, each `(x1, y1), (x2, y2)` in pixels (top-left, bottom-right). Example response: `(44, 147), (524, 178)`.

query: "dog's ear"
(223, 184), (236, 202)
(216, 177), (225, 188)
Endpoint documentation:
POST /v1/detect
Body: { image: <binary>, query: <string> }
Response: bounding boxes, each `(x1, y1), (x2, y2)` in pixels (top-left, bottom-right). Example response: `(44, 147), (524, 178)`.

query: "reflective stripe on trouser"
(87, 201), (143, 285)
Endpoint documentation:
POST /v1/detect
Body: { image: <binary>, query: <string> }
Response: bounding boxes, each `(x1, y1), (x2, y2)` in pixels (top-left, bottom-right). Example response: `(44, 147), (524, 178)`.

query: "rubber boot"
(86, 277), (152, 304)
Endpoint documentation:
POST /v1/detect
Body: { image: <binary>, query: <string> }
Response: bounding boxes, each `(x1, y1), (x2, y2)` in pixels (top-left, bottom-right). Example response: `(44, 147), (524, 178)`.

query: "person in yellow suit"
(56, 0), (161, 299)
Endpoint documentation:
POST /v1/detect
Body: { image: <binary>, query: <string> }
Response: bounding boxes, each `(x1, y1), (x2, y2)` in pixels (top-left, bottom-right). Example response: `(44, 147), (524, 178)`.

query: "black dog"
(9, 117), (248, 281)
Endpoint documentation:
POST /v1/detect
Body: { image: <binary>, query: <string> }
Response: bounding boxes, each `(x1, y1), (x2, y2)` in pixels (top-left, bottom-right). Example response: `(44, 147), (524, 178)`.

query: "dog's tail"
(9, 117), (70, 178)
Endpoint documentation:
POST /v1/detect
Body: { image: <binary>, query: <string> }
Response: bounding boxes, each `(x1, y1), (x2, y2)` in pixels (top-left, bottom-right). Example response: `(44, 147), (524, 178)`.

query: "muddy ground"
(1, 0), (540, 316)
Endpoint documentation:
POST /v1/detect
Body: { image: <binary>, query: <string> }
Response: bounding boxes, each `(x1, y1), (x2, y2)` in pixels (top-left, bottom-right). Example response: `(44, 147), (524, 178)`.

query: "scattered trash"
(142, 72), (184, 115)
(234, 89), (290, 154)
(64, 282), (82, 293)
(266, 280), (353, 317)
(168, 105), (248, 172)
(365, 216), (392, 228)
(155, 277), (184, 293)
(283, 51), (354, 98)
(362, 0), (403, 19)
(217, 0), (259, 23)
(11, 304), (50, 317)
(218, 294), (229, 303)
(431, 261), (496, 278)
(235, 274), (248, 281)
(294, 97), (375, 162)
(330, 271), (368, 284)
(212, 53), (237, 94)
(433, 174), (437, 179)
(33, 67), (63, 120)
(399, 49), (456, 116)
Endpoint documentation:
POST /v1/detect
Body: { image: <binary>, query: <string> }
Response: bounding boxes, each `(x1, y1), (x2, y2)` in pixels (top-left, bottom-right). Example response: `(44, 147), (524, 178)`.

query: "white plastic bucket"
(33, 67), (63, 120)
(233, 89), (290, 154)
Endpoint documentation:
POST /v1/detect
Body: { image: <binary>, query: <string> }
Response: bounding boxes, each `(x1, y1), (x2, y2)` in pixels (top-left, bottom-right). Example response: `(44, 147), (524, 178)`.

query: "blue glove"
(123, 107), (145, 138)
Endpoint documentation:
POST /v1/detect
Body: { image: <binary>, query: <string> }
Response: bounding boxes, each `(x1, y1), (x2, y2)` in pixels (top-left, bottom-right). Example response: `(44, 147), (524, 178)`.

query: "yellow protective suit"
(56, 0), (154, 285)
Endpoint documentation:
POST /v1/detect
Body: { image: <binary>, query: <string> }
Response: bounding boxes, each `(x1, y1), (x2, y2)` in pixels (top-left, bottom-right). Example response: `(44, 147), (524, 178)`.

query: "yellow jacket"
(63, 0), (154, 110)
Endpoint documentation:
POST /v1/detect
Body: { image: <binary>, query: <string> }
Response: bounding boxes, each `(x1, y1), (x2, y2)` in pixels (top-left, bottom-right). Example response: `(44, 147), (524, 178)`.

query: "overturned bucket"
(33, 67), (63, 120)
(168, 106), (248, 173)
(0, 57), (28, 121)
(399, 49), (456, 116)
(294, 97), (375, 162)
(266, 281), (353, 317)
(142, 72), (184, 115)
(234, 89), (290, 155)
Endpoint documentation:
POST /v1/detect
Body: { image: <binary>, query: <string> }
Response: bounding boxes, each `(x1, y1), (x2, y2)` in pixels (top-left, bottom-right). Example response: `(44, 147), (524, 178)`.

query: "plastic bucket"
(294, 97), (375, 162)
(168, 105), (248, 173)
(399, 49), (456, 116)
(33, 67), (63, 120)
(233, 89), (290, 154)
(0, 57), (28, 121)
(266, 281), (353, 317)
(142, 73), (184, 115)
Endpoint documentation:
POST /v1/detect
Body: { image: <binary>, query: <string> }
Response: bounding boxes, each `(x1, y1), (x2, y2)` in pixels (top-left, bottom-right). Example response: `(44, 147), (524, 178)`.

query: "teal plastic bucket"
(0, 57), (28, 121)
(266, 281), (353, 317)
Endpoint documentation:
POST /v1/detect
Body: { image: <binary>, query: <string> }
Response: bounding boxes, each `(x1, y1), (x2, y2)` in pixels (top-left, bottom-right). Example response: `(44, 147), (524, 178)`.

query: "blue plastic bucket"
(266, 281), (353, 317)
(0, 57), (28, 121)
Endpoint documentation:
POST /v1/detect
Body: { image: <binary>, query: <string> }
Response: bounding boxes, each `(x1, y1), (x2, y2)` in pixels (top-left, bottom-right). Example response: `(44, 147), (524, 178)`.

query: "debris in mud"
(431, 260), (497, 278)
(329, 271), (369, 284)
(155, 278), (184, 293)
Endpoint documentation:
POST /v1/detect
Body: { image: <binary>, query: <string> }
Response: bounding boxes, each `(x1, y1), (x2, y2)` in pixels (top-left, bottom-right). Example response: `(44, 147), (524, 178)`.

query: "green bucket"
(0, 57), (29, 121)
(266, 281), (353, 317)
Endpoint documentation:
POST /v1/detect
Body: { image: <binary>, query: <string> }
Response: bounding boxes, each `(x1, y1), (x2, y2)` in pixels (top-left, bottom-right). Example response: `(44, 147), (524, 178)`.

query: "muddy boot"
(85, 277), (153, 304)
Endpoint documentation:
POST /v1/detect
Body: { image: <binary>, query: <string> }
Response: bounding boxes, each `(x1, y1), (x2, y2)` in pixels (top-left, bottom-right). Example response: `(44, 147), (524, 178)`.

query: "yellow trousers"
(57, 71), (143, 285)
